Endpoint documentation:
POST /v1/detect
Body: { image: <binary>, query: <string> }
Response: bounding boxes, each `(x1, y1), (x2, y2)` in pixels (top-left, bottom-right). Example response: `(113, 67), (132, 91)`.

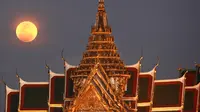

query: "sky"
(1, 0), (200, 110)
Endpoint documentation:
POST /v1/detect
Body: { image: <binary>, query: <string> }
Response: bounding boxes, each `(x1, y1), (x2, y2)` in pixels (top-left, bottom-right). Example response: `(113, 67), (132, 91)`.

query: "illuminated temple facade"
(2, 0), (200, 112)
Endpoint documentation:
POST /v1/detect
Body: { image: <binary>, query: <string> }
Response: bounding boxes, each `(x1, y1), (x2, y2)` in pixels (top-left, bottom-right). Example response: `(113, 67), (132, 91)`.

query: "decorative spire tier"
(71, 0), (130, 98)
(91, 0), (111, 34)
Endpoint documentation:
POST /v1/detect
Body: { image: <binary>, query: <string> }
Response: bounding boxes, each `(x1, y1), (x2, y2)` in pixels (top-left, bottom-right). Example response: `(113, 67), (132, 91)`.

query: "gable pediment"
(68, 64), (126, 112)
(73, 85), (108, 112)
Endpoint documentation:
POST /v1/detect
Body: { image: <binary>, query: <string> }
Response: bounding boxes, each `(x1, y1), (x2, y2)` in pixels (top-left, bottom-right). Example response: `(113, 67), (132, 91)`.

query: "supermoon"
(16, 21), (38, 42)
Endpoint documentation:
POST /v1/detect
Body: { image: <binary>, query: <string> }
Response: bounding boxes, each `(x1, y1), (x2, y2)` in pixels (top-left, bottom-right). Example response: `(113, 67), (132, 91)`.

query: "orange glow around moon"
(16, 21), (38, 42)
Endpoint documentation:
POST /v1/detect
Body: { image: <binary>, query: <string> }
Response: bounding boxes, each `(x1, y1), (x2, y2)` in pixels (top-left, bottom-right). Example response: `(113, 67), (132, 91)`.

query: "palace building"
(1, 0), (200, 112)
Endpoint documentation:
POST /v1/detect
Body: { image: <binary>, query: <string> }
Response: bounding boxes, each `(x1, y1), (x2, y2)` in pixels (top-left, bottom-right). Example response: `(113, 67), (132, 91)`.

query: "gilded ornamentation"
(64, 0), (130, 111)
(75, 86), (107, 112)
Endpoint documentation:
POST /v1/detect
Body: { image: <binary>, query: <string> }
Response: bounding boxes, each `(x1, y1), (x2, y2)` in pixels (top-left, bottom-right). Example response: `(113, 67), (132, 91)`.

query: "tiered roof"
(46, 67), (65, 112)
(72, 0), (129, 77)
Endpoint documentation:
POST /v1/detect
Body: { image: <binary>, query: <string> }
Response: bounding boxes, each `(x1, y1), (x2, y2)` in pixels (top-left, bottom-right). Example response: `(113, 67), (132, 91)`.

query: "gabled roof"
(70, 63), (127, 112)
(64, 60), (77, 71)
(126, 56), (143, 69)
(179, 68), (196, 74)
(18, 77), (49, 112)
(140, 61), (159, 77)
(124, 57), (144, 99)
(64, 67), (75, 99)
(1, 79), (19, 112)
(153, 74), (186, 111)
(138, 64), (158, 106)
(179, 68), (197, 86)
(154, 72), (186, 83)
(48, 69), (64, 106)
(5, 84), (19, 112)
(184, 83), (200, 112)
(49, 69), (64, 78)
(61, 49), (77, 71)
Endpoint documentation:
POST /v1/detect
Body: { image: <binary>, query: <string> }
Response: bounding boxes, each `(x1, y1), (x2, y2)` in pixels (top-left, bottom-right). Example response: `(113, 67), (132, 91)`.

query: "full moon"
(16, 21), (38, 42)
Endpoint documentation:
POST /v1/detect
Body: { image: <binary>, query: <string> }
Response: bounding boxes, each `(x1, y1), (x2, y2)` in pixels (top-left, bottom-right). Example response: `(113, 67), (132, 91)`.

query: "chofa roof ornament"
(61, 49), (76, 70)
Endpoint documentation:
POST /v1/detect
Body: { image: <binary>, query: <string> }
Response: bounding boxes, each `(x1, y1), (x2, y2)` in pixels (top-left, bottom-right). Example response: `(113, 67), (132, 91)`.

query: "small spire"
(156, 56), (160, 68)
(98, 0), (105, 11)
(153, 56), (160, 75)
(91, 0), (110, 33)
(140, 47), (144, 72)
(16, 68), (20, 82)
(45, 60), (50, 74)
(0, 76), (6, 86)
(61, 48), (65, 61)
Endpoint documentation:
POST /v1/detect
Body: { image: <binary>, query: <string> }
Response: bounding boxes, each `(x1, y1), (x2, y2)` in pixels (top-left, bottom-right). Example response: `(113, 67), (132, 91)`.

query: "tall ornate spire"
(91, 0), (111, 34)
(98, 0), (105, 11)
(70, 0), (130, 98)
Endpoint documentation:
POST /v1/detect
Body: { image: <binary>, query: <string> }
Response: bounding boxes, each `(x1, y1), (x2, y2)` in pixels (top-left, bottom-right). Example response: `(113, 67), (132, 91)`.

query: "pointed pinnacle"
(45, 60), (50, 69)
(45, 61), (50, 74)
(156, 56), (160, 67)
(16, 68), (20, 81)
(61, 48), (65, 61)
(0, 76), (6, 86)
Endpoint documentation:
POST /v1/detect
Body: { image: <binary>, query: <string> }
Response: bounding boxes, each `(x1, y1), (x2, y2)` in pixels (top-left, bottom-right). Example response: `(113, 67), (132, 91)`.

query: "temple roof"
(72, 0), (129, 78)
(69, 63), (127, 111)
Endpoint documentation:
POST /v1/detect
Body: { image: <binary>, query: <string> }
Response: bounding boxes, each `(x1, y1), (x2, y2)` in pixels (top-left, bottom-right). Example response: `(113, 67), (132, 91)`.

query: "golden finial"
(99, 0), (104, 3)
(16, 68), (20, 82)
(139, 48), (144, 71)
(61, 48), (65, 61)
(141, 46), (143, 58)
(140, 47), (144, 62)
(0, 76), (6, 86)
(45, 60), (50, 74)
(194, 61), (200, 67)
(139, 56), (144, 62)
(98, 0), (105, 11)
(155, 56), (160, 68)
(178, 67), (182, 71)
(182, 70), (188, 80)
(153, 56), (160, 76)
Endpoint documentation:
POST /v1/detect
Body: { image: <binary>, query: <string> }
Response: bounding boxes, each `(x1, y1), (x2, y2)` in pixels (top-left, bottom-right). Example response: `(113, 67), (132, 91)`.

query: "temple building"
(1, 0), (200, 112)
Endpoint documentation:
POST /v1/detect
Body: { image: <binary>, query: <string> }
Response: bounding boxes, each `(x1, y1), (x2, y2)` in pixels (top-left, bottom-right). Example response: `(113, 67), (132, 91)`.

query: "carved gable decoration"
(66, 64), (126, 112)
(75, 85), (108, 111)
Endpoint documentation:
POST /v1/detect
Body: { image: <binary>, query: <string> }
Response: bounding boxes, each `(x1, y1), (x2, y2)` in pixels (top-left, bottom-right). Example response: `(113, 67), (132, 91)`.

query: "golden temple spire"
(75, 0), (127, 77)
(91, 0), (111, 34)
(98, 0), (105, 11)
